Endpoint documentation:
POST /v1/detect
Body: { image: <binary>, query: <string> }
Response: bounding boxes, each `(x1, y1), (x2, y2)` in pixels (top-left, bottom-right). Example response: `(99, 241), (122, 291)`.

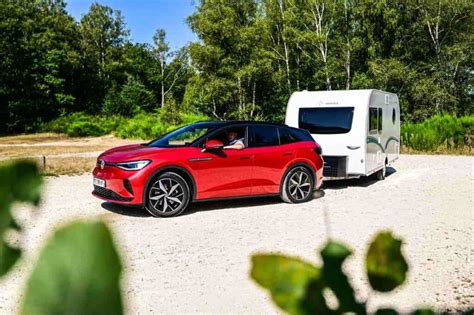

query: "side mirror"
(203, 139), (224, 152)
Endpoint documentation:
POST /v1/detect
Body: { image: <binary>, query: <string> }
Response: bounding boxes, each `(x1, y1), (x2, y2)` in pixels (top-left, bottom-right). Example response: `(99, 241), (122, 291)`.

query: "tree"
(152, 29), (190, 107)
(79, 3), (129, 112)
(0, 0), (80, 133)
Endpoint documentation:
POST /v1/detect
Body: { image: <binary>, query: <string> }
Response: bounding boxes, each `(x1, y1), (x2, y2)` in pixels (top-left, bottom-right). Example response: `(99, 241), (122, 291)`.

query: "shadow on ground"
(101, 202), (150, 217)
(99, 168), (394, 217)
(322, 166), (396, 190)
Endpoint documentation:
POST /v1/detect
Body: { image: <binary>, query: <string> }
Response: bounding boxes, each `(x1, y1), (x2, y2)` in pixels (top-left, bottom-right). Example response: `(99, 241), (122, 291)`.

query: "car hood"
(98, 144), (173, 162)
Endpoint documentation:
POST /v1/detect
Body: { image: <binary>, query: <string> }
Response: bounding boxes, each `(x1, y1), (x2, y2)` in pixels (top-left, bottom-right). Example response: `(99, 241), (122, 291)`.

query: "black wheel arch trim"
(279, 162), (317, 194)
(143, 165), (197, 205)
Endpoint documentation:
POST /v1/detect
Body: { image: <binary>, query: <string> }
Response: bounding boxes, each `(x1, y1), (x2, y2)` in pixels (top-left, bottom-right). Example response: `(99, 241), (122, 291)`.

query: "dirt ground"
(0, 133), (137, 175)
(0, 154), (473, 314)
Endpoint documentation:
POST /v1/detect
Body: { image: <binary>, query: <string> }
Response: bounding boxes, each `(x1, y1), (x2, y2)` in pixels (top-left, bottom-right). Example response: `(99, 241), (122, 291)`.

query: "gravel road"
(1, 154), (473, 313)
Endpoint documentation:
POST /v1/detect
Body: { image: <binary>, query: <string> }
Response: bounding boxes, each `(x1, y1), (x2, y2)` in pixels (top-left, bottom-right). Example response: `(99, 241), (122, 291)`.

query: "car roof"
(197, 120), (289, 128)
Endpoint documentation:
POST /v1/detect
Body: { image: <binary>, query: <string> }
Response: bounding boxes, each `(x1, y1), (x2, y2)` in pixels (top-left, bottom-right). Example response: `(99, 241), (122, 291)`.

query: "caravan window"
(378, 108), (383, 132)
(298, 107), (354, 134)
(369, 108), (378, 133)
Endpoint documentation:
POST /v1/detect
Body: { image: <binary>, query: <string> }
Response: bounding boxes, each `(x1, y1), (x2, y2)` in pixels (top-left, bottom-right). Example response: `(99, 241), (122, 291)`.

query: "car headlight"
(116, 160), (151, 171)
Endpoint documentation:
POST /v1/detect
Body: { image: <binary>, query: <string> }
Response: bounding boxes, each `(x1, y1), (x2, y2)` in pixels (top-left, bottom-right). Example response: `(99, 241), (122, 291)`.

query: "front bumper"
(92, 164), (145, 205)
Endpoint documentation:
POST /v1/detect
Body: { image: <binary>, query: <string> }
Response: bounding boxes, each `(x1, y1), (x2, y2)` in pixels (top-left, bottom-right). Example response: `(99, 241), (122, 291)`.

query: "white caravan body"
(285, 89), (400, 180)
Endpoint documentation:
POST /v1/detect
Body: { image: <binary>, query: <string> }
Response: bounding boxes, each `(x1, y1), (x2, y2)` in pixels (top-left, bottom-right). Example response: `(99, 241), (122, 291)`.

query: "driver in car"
(223, 130), (244, 150)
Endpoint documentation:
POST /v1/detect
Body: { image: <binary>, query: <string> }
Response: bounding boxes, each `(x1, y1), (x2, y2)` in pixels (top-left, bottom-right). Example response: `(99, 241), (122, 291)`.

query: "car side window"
(249, 125), (279, 147)
(278, 127), (298, 145)
(204, 126), (247, 147)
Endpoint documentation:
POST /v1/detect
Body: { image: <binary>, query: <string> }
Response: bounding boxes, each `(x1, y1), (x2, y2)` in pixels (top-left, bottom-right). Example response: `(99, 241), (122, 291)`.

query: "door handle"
(188, 157), (213, 162)
(283, 152), (292, 156)
(347, 146), (360, 150)
(240, 156), (250, 160)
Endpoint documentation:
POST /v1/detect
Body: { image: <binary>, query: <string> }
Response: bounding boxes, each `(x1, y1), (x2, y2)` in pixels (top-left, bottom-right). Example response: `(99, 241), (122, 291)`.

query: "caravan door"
(366, 107), (384, 174)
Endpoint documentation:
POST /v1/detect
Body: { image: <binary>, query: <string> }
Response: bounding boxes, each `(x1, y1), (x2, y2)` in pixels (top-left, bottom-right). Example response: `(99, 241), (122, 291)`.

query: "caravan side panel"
(366, 91), (400, 175)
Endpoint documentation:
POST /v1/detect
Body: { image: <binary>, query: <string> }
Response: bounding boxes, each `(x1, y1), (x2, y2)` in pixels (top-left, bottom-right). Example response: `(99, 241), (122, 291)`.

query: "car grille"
(93, 185), (133, 202)
(322, 156), (347, 178)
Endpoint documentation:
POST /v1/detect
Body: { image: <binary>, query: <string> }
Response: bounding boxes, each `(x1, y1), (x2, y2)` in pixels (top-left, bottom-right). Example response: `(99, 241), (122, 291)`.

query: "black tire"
(281, 166), (315, 203)
(145, 172), (191, 217)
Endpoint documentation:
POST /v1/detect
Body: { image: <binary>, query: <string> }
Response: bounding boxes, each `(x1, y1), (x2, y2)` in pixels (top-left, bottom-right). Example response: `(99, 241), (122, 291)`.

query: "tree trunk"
(278, 0), (292, 93)
(160, 58), (165, 107)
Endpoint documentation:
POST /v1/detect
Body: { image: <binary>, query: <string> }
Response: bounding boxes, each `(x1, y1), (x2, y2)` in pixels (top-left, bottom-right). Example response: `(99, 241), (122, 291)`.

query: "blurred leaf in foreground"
(412, 308), (435, 315)
(251, 254), (325, 314)
(320, 242), (366, 314)
(21, 221), (123, 315)
(366, 231), (408, 292)
(0, 160), (42, 277)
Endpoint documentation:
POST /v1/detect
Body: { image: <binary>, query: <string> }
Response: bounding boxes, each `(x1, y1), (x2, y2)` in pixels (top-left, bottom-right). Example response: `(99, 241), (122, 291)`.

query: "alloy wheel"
(148, 178), (185, 214)
(288, 170), (312, 201)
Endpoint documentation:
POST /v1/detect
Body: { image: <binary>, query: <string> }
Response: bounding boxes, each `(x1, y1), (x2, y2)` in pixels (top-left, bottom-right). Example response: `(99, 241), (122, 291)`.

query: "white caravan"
(285, 89), (400, 180)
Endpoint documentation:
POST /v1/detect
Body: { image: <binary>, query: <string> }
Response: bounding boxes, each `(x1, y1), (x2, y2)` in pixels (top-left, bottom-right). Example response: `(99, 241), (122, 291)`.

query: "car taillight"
(314, 145), (322, 155)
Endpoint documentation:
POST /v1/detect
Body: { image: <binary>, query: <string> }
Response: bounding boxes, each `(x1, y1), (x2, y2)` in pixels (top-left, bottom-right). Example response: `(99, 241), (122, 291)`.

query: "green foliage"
(251, 255), (322, 314)
(401, 115), (474, 151)
(21, 221), (123, 315)
(366, 232), (408, 292)
(251, 231), (437, 314)
(0, 159), (124, 314)
(0, 161), (42, 276)
(1, 0), (472, 135)
(104, 77), (157, 116)
(160, 98), (183, 126)
(187, 0), (473, 121)
(42, 110), (209, 139)
(115, 112), (165, 139)
(41, 112), (123, 137)
(115, 111), (209, 139)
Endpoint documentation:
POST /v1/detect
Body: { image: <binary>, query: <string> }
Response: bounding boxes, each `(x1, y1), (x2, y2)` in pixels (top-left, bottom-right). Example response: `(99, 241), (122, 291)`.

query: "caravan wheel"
(376, 163), (386, 180)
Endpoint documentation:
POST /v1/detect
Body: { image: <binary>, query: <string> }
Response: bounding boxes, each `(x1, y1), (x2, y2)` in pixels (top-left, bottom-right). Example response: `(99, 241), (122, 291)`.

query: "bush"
(66, 121), (105, 137)
(401, 115), (474, 152)
(41, 112), (123, 137)
(114, 111), (210, 139)
(41, 110), (210, 139)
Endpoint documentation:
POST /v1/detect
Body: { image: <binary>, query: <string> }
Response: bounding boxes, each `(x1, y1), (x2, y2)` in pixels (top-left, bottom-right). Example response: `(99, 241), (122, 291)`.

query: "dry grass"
(400, 145), (473, 156)
(0, 133), (138, 175)
(42, 157), (98, 176)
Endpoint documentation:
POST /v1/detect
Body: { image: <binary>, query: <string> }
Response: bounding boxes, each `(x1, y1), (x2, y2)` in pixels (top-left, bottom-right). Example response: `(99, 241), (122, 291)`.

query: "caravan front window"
(298, 107), (354, 134)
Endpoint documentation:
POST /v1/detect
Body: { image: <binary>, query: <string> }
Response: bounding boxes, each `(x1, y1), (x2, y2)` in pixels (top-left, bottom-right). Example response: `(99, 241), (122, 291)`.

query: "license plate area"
(93, 177), (106, 188)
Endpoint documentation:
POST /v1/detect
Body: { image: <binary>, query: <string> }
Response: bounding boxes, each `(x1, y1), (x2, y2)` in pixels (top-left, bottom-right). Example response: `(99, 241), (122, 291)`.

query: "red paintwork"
(92, 139), (324, 206)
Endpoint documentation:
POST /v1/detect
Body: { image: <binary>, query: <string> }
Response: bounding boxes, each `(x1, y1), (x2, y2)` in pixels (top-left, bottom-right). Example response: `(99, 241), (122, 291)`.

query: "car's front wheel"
(281, 166), (315, 204)
(145, 172), (190, 217)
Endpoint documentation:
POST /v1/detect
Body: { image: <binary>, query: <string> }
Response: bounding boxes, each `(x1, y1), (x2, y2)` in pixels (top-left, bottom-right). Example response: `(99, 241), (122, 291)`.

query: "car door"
(246, 124), (295, 195)
(187, 125), (253, 200)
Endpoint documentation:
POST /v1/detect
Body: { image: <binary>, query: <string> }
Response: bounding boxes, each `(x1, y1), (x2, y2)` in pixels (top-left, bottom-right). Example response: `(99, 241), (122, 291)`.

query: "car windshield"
(299, 107), (354, 134)
(147, 122), (223, 147)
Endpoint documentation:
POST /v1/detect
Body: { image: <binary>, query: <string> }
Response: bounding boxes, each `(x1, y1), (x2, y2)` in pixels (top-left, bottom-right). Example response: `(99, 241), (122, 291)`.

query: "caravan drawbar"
(285, 89), (400, 180)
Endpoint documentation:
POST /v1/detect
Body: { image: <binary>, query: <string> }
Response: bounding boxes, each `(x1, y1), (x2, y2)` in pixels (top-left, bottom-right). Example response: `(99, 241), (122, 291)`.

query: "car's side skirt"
(193, 193), (280, 203)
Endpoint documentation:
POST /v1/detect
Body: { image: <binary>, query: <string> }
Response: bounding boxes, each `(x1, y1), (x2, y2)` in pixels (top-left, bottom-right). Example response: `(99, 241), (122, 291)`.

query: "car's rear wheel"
(145, 172), (190, 217)
(281, 166), (314, 203)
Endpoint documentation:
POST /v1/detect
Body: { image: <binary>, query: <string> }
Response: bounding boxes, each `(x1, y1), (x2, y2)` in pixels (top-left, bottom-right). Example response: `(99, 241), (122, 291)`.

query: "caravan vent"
(385, 95), (389, 104)
(322, 156), (347, 178)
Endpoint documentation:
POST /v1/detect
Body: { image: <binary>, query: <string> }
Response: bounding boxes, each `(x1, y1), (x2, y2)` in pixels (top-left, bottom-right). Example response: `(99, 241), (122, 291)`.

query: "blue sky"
(66, 0), (198, 50)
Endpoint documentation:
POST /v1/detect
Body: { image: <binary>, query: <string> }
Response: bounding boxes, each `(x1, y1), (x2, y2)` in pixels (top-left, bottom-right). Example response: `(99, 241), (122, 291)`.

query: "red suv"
(92, 121), (323, 217)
